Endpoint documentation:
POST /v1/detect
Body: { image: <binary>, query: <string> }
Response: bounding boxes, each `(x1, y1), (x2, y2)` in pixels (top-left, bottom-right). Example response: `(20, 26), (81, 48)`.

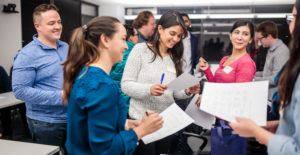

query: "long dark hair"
(278, 0), (300, 108)
(229, 20), (254, 54)
(62, 16), (120, 102)
(148, 10), (187, 76)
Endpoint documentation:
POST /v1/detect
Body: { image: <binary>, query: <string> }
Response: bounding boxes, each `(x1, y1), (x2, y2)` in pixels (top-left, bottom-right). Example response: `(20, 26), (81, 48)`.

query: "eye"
(234, 31), (239, 34)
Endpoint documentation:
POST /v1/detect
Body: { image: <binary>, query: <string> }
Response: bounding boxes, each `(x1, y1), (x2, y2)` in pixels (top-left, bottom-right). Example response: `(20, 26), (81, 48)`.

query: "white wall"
(99, 3), (125, 24)
(0, 0), (22, 74)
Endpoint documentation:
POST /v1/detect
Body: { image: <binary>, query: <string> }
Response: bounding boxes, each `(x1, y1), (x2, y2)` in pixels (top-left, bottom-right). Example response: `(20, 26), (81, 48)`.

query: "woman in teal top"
(63, 16), (163, 155)
(110, 24), (138, 106)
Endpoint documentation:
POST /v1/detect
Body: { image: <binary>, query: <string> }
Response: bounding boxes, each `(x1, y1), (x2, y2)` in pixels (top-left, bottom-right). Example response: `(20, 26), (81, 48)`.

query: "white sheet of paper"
(200, 81), (269, 126)
(167, 72), (200, 90)
(142, 103), (194, 144)
(0, 96), (6, 99)
(185, 94), (216, 129)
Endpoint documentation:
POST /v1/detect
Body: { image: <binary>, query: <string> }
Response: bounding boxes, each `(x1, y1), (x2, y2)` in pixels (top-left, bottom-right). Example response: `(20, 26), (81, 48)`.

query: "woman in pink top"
(199, 20), (256, 83)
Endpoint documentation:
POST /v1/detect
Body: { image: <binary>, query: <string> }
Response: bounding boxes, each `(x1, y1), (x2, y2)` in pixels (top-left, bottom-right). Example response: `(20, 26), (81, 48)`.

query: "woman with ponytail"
(230, 1), (300, 154)
(63, 16), (163, 155)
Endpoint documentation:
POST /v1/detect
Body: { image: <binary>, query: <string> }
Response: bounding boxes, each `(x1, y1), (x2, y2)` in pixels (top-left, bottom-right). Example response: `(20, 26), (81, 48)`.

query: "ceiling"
(92, 0), (295, 7)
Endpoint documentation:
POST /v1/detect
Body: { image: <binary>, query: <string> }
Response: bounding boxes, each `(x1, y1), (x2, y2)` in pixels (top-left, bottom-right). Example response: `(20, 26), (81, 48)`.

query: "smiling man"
(12, 4), (68, 150)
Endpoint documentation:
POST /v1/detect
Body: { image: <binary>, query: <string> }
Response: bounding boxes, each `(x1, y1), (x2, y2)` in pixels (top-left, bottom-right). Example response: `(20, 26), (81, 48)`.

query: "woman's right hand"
(133, 111), (163, 139)
(195, 95), (202, 107)
(150, 84), (167, 96)
(198, 57), (209, 71)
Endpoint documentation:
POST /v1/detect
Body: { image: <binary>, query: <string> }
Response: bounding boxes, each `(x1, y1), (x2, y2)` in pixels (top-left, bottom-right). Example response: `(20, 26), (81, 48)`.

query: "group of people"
(6, 0), (300, 154)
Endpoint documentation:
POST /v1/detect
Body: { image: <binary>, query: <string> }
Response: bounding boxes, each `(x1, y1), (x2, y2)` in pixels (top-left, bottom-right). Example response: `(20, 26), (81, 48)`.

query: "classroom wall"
(0, 0), (22, 74)
(99, 3), (125, 24)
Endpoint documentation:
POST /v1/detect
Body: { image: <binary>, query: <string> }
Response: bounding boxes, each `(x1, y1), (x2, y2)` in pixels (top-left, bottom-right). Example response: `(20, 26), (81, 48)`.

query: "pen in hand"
(160, 73), (165, 84)
(145, 111), (149, 116)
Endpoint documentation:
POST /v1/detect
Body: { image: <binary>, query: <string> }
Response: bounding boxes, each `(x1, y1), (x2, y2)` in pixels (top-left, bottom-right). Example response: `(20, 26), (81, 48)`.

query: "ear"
(248, 39), (253, 44)
(99, 34), (110, 49)
(34, 23), (40, 32)
(157, 25), (163, 35)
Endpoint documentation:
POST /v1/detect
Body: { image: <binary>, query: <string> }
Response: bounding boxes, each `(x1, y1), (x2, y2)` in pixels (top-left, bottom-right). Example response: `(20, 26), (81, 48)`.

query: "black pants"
(133, 134), (178, 155)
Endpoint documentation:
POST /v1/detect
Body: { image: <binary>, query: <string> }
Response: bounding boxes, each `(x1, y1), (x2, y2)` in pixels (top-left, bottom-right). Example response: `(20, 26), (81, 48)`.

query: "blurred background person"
(133, 10), (156, 43)
(110, 24), (139, 110)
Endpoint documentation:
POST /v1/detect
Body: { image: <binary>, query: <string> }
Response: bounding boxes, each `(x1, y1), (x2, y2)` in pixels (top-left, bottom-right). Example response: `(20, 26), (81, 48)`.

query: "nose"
(124, 42), (128, 50)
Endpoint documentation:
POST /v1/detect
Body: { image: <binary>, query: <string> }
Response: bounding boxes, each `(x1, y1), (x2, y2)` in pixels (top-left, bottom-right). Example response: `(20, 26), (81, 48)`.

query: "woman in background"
(198, 20), (256, 83)
(230, 1), (300, 154)
(63, 16), (163, 155)
(110, 24), (139, 108)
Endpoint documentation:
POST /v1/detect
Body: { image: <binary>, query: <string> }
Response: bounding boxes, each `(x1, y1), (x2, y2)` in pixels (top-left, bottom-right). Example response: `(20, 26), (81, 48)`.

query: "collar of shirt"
(32, 34), (64, 50)
(269, 39), (282, 52)
(137, 29), (149, 41)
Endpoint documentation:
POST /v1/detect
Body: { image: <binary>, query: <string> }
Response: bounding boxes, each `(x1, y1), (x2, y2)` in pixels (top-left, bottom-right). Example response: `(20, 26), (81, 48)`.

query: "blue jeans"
(27, 117), (67, 147)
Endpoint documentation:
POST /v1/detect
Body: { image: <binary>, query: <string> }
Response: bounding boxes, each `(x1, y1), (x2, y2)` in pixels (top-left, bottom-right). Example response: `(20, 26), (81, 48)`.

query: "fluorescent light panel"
(124, 13), (289, 20)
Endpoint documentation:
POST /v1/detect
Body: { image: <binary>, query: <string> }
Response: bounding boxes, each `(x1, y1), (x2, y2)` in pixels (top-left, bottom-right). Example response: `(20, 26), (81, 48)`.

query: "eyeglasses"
(286, 14), (296, 25)
(257, 36), (266, 41)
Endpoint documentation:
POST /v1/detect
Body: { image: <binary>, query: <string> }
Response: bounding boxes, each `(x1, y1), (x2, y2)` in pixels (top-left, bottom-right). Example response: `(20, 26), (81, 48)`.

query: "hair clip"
(82, 24), (88, 32)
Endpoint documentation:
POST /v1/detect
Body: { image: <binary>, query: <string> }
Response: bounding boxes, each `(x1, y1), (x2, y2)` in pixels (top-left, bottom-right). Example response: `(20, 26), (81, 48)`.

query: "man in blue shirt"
(12, 4), (68, 149)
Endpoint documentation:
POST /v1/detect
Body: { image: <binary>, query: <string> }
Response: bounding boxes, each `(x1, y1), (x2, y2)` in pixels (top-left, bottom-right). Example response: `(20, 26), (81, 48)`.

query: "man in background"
(12, 4), (68, 150)
(133, 10), (156, 43)
(255, 21), (289, 100)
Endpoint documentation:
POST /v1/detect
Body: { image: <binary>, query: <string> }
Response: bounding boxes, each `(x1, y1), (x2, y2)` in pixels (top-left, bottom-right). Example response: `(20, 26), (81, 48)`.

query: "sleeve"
(235, 60), (256, 82)
(12, 52), (63, 106)
(267, 85), (300, 155)
(121, 45), (152, 99)
(203, 67), (216, 82)
(255, 49), (288, 86)
(0, 66), (12, 92)
(86, 83), (138, 155)
(173, 89), (189, 100)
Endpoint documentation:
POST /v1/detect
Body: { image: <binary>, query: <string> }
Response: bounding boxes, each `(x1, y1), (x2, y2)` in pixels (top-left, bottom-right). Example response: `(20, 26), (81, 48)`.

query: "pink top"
(204, 53), (256, 83)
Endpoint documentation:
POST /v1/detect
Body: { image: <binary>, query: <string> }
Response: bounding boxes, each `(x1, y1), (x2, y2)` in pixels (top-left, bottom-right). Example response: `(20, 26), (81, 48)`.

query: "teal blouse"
(66, 66), (138, 155)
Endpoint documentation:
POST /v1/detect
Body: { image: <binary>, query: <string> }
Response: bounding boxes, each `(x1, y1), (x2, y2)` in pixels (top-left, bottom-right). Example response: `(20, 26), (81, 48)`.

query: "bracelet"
(185, 89), (192, 96)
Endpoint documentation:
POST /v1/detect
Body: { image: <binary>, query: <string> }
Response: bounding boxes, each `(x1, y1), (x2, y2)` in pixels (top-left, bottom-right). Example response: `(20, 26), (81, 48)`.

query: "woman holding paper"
(121, 11), (199, 154)
(62, 16), (163, 155)
(230, 1), (300, 154)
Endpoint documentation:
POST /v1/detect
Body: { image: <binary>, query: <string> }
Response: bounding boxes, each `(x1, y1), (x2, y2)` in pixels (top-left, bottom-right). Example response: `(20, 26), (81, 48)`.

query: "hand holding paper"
(200, 81), (269, 126)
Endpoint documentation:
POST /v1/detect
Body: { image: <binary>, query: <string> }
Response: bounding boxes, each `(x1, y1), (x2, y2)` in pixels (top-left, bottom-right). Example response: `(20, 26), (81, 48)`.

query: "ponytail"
(62, 16), (120, 103)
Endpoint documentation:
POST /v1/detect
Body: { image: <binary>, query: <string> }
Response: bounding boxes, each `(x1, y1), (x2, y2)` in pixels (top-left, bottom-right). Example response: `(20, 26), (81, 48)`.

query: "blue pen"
(160, 73), (165, 84)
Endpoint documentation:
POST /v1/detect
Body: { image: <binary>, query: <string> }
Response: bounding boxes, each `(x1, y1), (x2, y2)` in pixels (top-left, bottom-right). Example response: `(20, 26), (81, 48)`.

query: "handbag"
(211, 120), (247, 155)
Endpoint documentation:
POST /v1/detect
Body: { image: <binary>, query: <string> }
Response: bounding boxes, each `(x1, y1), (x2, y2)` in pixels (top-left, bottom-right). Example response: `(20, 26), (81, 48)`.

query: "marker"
(160, 73), (165, 84)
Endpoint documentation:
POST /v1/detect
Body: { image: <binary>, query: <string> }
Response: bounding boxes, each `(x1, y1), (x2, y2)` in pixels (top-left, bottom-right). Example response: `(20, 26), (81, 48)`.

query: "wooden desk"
(0, 139), (59, 155)
(0, 92), (24, 109)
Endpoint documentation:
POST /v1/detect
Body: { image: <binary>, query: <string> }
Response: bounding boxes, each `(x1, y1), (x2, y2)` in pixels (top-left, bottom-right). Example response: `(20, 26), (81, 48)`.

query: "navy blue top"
(12, 34), (68, 123)
(66, 66), (138, 155)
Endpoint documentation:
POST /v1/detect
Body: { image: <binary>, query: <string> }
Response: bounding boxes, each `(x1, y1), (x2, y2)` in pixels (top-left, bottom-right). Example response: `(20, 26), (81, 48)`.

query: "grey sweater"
(255, 39), (289, 100)
(121, 43), (189, 120)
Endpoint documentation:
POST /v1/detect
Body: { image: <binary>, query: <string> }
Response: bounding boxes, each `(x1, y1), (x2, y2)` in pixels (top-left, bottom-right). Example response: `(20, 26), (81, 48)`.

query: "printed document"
(167, 72), (200, 90)
(185, 94), (215, 129)
(200, 81), (268, 126)
(142, 103), (194, 144)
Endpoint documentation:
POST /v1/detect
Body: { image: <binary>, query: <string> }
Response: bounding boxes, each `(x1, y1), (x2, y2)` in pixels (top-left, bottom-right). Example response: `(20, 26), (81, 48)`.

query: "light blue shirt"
(268, 73), (300, 155)
(12, 35), (68, 123)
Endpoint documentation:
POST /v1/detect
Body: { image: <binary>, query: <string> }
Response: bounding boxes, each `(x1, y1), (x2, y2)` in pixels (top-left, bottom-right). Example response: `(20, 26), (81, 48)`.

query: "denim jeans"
(27, 117), (67, 147)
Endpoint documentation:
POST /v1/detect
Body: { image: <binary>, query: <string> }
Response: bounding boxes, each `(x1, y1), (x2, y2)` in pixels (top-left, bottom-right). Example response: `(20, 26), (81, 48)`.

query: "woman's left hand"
(186, 83), (200, 95)
(229, 117), (259, 137)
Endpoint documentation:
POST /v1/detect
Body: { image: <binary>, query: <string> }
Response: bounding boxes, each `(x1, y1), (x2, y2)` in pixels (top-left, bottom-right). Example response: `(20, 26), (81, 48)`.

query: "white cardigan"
(121, 43), (189, 120)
